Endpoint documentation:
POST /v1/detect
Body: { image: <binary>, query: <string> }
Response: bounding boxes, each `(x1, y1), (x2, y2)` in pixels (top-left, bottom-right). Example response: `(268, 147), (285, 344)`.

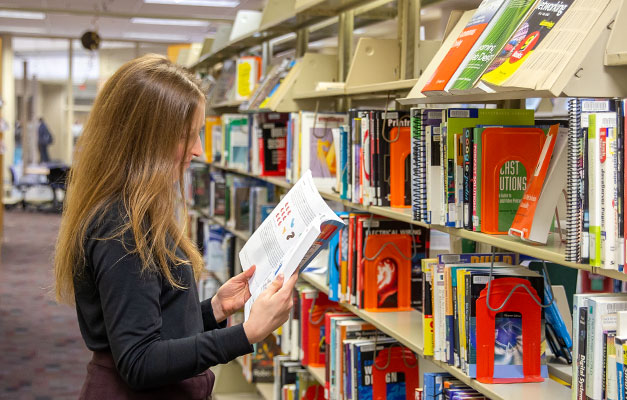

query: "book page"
(240, 170), (344, 319)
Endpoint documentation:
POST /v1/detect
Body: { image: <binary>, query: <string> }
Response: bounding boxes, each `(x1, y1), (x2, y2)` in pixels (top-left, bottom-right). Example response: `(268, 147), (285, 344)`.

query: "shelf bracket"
(605, 0), (627, 65)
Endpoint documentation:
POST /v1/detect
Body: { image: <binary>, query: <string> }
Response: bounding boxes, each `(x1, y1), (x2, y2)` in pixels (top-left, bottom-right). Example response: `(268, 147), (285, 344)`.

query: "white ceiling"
(0, 0), (266, 49)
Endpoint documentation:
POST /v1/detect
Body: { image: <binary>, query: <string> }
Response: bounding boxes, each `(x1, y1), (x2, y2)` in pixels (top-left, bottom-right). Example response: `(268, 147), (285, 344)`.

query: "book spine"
(411, 108), (422, 221)
(426, 126), (433, 223)
(462, 127), (474, 230)
(454, 134), (464, 228)
(441, 126), (449, 226)
(617, 337), (625, 400)
(574, 303), (588, 400)
(473, 127), (483, 232)
(589, 114), (602, 267)
(356, 218), (364, 309)
(422, 263), (434, 356)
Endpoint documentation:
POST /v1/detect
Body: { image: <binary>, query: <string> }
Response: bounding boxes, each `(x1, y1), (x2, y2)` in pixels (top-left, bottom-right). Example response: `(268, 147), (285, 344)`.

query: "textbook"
(421, 0), (506, 95)
(480, 0), (575, 88)
(240, 170), (345, 320)
(448, 0), (536, 93)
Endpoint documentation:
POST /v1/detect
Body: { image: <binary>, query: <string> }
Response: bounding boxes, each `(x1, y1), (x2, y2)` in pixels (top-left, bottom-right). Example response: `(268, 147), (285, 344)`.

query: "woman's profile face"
(175, 99), (205, 174)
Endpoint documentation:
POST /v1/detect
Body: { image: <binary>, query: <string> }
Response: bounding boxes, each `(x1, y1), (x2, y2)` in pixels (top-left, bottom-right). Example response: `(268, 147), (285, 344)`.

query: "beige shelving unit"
(186, 0), (627, 398)
(305, 366), (325, 385)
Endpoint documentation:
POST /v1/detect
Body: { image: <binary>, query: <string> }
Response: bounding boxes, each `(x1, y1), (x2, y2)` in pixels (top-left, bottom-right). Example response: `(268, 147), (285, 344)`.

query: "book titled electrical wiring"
(240, 170), (345, 320)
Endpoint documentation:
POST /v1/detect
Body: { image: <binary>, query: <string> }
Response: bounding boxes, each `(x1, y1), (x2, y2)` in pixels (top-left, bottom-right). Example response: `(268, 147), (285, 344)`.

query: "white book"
(602, 122), (619, 269)
(240, 171), (344, 320)
(586, 296), (627, 400)
(299, 112), (348, 193)
(359, 112), (371, 206)
(440, 125), (448, 226)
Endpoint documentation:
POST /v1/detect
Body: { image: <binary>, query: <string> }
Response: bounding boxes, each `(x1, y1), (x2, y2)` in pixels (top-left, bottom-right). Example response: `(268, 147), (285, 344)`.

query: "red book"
(258, 112), (289, 176)
(479, 126), (546, 234)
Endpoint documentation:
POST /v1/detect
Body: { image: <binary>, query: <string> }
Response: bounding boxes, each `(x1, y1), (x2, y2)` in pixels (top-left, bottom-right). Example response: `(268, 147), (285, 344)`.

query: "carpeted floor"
(0, 209), (90, 399)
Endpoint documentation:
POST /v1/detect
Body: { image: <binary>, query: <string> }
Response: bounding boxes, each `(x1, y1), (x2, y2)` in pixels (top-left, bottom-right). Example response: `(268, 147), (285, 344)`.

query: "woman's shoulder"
(86, 199), (130, 241)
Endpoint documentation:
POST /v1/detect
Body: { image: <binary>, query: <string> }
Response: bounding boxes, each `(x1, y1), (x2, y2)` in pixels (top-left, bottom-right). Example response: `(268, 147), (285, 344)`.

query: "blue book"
(422, 372), (450, 400)
(328, 212), (348, 301)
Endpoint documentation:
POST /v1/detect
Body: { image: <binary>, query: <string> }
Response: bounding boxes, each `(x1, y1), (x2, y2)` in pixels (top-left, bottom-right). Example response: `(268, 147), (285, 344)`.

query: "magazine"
(240, 170), (345, 320)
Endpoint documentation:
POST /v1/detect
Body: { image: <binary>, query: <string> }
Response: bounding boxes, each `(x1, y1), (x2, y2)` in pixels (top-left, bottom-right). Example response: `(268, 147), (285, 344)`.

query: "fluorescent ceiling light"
(123, 32), (190, 41)
(0, 10), (46, 19)
(131, 17), (210, 27)
(0, 26), (47, 34)
(143, 0), (240, 7)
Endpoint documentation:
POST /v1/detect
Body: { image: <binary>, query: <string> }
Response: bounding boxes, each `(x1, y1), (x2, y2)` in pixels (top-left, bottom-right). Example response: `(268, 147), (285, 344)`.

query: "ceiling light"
(123, 32), (190, 42)
(0, 26), (47, 34)
(131, 17), (210, 27)
(0, 10), (46, 19)
(143, 0), (240, 7)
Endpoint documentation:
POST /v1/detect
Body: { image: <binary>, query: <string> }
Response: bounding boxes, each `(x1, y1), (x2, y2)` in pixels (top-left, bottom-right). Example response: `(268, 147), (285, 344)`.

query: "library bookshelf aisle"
(192, 201), (573, 400)
(203, 162), (627, 283)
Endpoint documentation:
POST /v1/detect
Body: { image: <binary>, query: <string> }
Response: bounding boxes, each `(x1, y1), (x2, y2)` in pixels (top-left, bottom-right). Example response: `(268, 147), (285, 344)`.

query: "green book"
(449, 0), (537, 92)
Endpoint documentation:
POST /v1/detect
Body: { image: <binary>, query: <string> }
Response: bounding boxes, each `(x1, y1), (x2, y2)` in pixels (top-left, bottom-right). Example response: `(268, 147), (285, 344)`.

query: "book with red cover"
(479, 126), (546, 234)
(258, 112), (289, 176)
(421, 0), (506, 94)
(300, 290), (342, 367)
(363, 234), (412, 311)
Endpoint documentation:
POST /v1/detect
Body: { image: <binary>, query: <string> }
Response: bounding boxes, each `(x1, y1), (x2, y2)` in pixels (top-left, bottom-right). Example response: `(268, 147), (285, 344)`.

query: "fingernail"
(277, 273), (284, 280)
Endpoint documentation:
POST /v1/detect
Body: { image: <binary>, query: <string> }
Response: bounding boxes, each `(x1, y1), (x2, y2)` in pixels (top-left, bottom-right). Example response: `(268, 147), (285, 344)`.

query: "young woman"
(54, 54), (297, 399)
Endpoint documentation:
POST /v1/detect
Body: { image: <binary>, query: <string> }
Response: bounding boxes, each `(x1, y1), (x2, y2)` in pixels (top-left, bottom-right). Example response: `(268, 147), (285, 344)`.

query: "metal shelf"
(204, 163), (627, 282)
(300, 273), (571, 400)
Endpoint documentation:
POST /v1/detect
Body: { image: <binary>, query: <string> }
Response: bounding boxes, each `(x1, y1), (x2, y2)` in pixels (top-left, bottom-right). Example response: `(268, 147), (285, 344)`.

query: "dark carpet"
(0, 209), (90, 399)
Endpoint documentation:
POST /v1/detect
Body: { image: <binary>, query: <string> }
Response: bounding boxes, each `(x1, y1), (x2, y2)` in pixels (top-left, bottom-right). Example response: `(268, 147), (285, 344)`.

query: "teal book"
(449, 0), (537, 92)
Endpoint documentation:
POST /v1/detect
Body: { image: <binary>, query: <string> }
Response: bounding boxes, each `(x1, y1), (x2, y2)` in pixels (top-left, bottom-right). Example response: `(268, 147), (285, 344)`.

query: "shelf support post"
(399, 0), (420, 80)
(262, 40), (273, 77)
(296, 28), (309, 58)
(338, 9), (354, 82)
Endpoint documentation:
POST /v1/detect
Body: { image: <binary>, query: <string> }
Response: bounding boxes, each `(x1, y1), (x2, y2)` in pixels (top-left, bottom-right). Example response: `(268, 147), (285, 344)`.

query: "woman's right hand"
(243, 272), (299, 344)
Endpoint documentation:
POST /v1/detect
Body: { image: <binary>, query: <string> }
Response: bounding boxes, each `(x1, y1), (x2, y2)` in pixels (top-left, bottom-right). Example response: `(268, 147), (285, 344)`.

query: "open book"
(239, 170), (345, 320)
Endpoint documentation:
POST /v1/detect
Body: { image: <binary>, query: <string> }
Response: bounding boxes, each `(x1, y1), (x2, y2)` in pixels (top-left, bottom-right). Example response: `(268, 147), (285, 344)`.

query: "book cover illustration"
(481, 0), (574, 87)
(227, 117), (249, 170)
(310, 127), (336, 178)
(479, 126), (546, 233)
(249, 333), (282, 382)
(421, 0), (506, 93)
(449, 0), (536, 92)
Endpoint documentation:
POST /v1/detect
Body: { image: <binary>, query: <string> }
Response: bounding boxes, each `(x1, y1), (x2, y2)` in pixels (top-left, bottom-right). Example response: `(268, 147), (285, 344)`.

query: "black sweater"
(74, 206), (253, 390)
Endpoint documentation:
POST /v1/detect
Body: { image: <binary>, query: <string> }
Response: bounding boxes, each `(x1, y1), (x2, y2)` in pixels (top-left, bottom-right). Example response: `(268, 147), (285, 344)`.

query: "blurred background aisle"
(0, 209), (90, 399)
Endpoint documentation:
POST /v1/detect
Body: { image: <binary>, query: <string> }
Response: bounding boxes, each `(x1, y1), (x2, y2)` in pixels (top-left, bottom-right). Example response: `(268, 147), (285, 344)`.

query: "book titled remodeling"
(240, 170), (345, 320)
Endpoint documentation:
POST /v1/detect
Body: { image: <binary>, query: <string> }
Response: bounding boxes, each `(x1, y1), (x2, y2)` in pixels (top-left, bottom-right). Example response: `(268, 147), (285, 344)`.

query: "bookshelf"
(187, 0), (627, 398)
(204, 162), (627, 282)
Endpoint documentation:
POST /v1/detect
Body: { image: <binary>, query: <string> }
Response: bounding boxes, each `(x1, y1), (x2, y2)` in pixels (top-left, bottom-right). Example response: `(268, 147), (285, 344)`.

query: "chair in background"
(46, 165), (69, 213)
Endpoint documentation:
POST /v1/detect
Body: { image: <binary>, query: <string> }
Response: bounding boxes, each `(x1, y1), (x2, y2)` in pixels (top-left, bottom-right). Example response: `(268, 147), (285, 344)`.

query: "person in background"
(37, 117), (53, 163)
(53, 54), (296, 399)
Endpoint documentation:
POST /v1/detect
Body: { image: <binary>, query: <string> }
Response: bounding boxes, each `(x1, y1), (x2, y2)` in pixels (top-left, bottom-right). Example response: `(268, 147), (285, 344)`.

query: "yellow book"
(421, 258), (437, 356)
(204, 116), (221, 162)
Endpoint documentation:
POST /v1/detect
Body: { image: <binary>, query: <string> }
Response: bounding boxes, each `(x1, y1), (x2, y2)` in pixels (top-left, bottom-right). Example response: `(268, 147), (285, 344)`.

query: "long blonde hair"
(54, 54), (204, 304)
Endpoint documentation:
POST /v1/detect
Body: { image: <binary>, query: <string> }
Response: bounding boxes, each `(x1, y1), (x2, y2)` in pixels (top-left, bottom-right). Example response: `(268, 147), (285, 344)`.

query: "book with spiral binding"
(410, 108), (423, 220)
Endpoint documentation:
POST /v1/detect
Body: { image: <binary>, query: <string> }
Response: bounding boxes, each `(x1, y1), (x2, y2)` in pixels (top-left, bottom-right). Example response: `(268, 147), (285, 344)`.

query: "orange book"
(509, 125), (568, 243)
(205, 116), (221, 162)
(363, 234), (412, 311)
(421, 0), (506, 94)
(390, 123), (412, 208)
(480, 126), (546, 234)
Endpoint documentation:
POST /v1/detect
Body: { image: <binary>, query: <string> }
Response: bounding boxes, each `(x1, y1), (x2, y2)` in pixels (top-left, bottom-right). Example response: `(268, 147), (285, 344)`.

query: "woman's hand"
(243, 272), (299, 344)
(211, 266), (256, 323)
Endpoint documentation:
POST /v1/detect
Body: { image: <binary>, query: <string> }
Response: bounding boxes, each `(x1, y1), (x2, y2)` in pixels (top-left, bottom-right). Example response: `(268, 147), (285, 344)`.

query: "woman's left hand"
(211, 266), (256, 323)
